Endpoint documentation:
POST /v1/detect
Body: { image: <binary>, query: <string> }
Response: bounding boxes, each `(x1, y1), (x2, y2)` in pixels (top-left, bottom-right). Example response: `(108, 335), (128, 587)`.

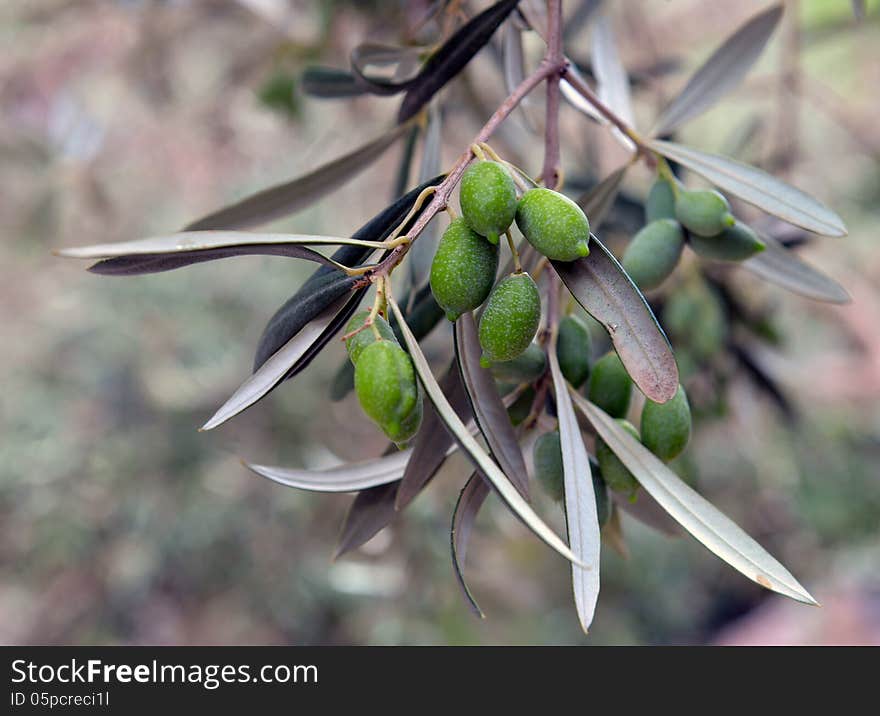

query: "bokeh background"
(2, 0), (878, 645)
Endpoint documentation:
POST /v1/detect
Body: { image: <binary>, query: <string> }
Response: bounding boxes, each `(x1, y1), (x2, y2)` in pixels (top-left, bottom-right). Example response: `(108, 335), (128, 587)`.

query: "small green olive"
(430, 217), (499, 321)
(645, 176), (677, 222)
(533, 431), (565, 502)
(596, 419), (640, 499)
(622, 219), (685, 290)
(663, 280), (726, 360)
(515, 188), (590, 262)
(587, 352), (632, 419)
(556, 314), (592, 388)
(675, 189), (735, 237)
(459, 160), (518, 245)
(344, 310), (398, 365)
(478, 272), (542, 366)
(354, 341), (422, 444)
(640, 384), (691, 462)
(688, 220), (766, 262)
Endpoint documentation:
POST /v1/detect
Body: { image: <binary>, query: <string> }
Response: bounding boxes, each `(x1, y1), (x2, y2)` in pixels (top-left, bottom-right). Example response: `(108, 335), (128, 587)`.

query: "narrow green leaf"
(454, 312), (530, 500)
(184, 123), (411, 231)
(301, 66), (368, 98)
(548, 342), (601, 634)
(571, 392), (819, 606)
(389, 298), (584, 567)
(334, 482), (400, 559)
(652, 5), (783, 136)
(246, 450), (411, 493)
(744, 233), (851, 304)
(591, 14), (634, 127)
(574, 165), (628, 232)
(553, 236), (679, 403)
(649, 139), (847, 236)
(451, 471), (490, 619)
(502, 19), (539, 132)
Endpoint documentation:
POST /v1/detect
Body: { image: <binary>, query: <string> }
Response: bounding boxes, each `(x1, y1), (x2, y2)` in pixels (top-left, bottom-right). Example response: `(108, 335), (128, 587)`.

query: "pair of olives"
(622, 175), (766, 291)
(345, 311), (423, 446)
(430, 160), (592, 368)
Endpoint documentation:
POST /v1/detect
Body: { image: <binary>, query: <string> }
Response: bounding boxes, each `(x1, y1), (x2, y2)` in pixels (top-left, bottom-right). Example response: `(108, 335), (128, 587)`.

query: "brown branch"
(542, 0), (565, 190)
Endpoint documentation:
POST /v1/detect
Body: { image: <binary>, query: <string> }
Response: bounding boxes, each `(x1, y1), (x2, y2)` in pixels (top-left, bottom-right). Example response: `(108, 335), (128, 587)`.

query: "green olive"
(489, 342), (547, 383)
(640, 384), (691, 462)
(430, 217), (500, 321)
(622, 219), (685, 290)
(587, 351), (632, 419)
(645, 176), (677, 222)
(507, 386), (536, 426)
(354, 341), (422, 445)
(515, 188), (590, 262)
(459, 160), (518, 245)
(663, 280), (726, 360)
(596, 420), (640, 499)
(556, 314), (592, 388)
(688, 220), (766, 262)
(533, 431), (565, 502)
(675, 189), (735, 237)
(344, 310), (398, 365)
(478, 272), (541, 366)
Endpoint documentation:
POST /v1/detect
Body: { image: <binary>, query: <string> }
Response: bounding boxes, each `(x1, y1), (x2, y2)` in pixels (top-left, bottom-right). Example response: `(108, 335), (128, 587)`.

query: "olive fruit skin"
(354, 341), (422, 444)
(596, 420), (641, 499)
(688, 221), (766, 262)
(556, 314), (592, 388)
(344, 311), (398, 365)
(675, 189), (735, 237)
(459, 161), (518, 245)
(622, 219), (685, 290)
(641, 384), (691, 462)
(533, 431), (565, 502)
(587, 352), (632, 419)
(645, 176), (677, 222)
(430, 218), (499, 321)
(515, 188), (590, 262)
(478, 272), (542, 366)
(489, 342), (547, 383)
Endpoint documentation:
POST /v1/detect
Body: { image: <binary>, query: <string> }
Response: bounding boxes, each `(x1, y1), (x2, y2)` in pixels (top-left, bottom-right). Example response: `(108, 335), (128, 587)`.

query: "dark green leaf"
(301, 66), (369, 98)
(334, 481), (400, 559)
(553, 236), (679, 403)
(451, 471), (490, 618)
(350, 42), (423, 95)
(398, 0), (522, 123)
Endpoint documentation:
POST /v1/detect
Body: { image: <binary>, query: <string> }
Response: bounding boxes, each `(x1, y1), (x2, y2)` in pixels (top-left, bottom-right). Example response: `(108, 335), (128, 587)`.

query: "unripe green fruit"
(507, 386), (536, 426)
(622, 219), (685, 290)
(587, 352), (632, 419)
(430, 218), (499, 321)
(478, 272), (541, 366)
(459, 160), (518, 244)
(489, 342), (547, 383)
(675, 189), (735, 237)
(557, 314), (592, 388)
(515, 188), (590, 262)
(641, 384), (691, 462)
(344, 311), (398, 365)
(645, 176), (677, 222)
(596, 420), (640, 499)
(534, 431), (565, 502)
(354, 341), (422, 444)
(663, 281), (726, 360)
(688, 220), (766, 262)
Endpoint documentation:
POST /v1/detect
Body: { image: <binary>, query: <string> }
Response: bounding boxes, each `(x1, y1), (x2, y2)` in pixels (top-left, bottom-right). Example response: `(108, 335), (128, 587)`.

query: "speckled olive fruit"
(459, 160), (517, 245)
(344, 311), (398, 365)
(556, 314), (592, 388)
(645, 176), (677, 222)
(507, 386), (536, 426)
(596, 420), (640, 499)
(515, 188), (590, 262)
(674, 189), (735, 237)
(533, 431), (565, 502)
(489, 342), (546, 383)
(478, 272), (541, 367)
(622, 219), (685, 290)
(587, 352), (632, 419)
(688, 220), (766, 262)
(641, 384), (691, 462)
(354, 341), (422, 445)
(430, 218), (499, 321)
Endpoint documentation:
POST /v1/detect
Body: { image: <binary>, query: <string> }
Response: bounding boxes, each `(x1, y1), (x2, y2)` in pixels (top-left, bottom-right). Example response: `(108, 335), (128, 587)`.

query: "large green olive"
(430, 217), (499, 321)
(344, 310), (398, 365)
(515, 188), (590, 262)
(478, 272), (541, 366)
(622, 219), (685, 290)
(587, 352), (632, 419)
(675, 189), (735, 237)
(459, 160), (518, 245)
(641, 384), (691, 462)
(556, 314), (592, 388)
(688, 221), (766, 262)
(354, 341), (422, 444)
(596, 420), (640, 499)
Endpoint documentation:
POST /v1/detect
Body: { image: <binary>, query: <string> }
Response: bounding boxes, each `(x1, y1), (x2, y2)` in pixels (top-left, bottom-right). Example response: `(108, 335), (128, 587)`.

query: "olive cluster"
(430, 160), (591, 368)
(622, 173), (767, 291)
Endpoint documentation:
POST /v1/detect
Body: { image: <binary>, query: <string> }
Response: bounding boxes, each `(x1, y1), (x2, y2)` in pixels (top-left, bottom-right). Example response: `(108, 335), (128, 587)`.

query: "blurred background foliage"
(1, 0), (878, 645)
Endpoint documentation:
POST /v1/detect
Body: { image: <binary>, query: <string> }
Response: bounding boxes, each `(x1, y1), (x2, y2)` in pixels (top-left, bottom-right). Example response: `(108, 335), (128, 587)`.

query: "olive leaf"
(591, 14), (634, 128)
(571, 392), (819, 605)
(389, 297), (584, 567)
(553, 236), (679, 404)
(649, 139), (847, 237)
(560, 64), (603, 123)
(502, 19), (539, 132)
(184, 123), (412, 231)
(246, 450), (411, 493)
(548, 342), (601, 634)
(393, 124), (420, 200)
(454, 312), (530, 500)
(744, 233), (851, 304)
(398, 0), (523, 123)
(350, 42), (423, 95)
(612, 492), (683, 537)
(301, 66), (369, 98)
(575, 165), (629, 232)
(652, 5), (783, 136)
(451, 471), (491, 618)
(334, 481), (400, 559)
